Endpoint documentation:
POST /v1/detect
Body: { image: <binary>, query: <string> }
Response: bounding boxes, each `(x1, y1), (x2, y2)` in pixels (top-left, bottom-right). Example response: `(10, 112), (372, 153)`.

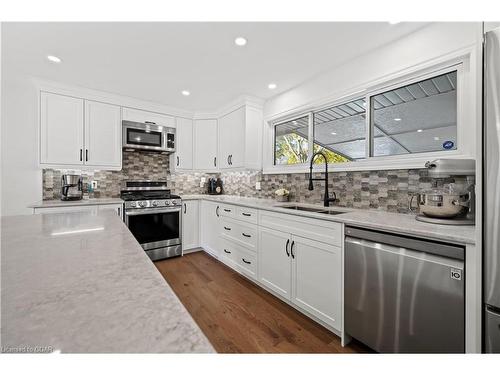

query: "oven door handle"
(125, 207), (181, 216)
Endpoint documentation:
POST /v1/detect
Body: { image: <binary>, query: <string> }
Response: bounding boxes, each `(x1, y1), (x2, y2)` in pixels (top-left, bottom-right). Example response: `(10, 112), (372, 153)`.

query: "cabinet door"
(98, 203), (124, 220)
(182, 200), (199, 250)
(194, 119), (218, 171)
(200, 200), (220, 257)
(175, 117), (193, 170)
(84, 100), (121, 168)
(40, 92), (84, 165)
(258, 226), (291, 300)
(219, 107), (245, 169)
(291, 235), (341, 330)
(122, 107), (175, 127)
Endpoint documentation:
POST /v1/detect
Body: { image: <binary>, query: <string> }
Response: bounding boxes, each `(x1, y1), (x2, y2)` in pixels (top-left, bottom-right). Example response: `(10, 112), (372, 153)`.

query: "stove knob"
(171, 200), (178, 206)
(152, 200), (158, 207)
(138, 201), (146, 207)
(129, 202), (136, 207)
(165, 200), (171, 206)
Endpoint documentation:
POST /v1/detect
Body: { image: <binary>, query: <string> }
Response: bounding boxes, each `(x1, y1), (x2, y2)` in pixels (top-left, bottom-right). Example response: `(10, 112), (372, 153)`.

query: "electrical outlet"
(91, 181), (98, 189)
(200, 177), (206, 188)
(255, 181), (261, 190)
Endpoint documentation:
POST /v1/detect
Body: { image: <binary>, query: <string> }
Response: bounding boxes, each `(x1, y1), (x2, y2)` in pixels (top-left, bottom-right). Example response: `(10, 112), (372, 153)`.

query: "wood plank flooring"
(155, 250), (371, 353)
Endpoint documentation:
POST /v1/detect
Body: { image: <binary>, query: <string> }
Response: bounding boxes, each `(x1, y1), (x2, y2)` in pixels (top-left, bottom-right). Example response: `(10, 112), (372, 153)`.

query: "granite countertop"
(29, 197), (124, 208)
(1, 210), (214, 353)
(181, 194), (476, 245)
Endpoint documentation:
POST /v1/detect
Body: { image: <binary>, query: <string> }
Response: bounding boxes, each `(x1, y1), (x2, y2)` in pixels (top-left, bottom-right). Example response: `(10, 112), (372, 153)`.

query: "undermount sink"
(277, 204), (346, 215)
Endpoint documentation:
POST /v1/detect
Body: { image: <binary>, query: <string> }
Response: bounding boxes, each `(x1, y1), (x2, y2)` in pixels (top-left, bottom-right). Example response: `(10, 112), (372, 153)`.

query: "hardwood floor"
(155, 251), (371, 353)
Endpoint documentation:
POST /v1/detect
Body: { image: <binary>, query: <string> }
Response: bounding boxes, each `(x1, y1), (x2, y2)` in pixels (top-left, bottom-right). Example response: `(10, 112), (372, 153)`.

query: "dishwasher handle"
(345, 226), (464, 261)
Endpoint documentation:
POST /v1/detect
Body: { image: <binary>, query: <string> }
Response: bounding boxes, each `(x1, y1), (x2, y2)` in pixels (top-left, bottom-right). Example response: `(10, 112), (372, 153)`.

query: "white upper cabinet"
(194, 119), (218, 171)
(122, 107), (175, 128)
(40, 92), (84, 165)
(84, 100), (121, 168)
(218, 105), (263, 170)
(173, 117), (193, 170)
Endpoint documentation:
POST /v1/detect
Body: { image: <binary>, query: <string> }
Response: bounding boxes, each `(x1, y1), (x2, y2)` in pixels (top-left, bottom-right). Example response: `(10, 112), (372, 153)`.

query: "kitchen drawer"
(237, 247), (257, 280)
(220, 204), (236, 218)
(219, 238), (238, 269)
(259, 209), (342, 247)
(235, 206), (258, 224)
(220, 217), (258, 252)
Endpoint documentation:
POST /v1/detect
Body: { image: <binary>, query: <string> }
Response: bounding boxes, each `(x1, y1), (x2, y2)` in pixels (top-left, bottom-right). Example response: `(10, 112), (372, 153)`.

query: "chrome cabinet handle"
(117, 207), (121, 217)
(242, 233), (251, 238)
(214, 157), (217, 167)
(242, 212), (251, 217)
(183, 203), (186, 214)
(177, 156), (180, 166)
(285, 239), (290, 257)
(224, 226), (231, 231)
(224, 249), (231, 254)
(85, 149), (88, 162)
(80, 149), (83, 161)
(227, 155), (230, 165)
(224, 208), (231, 212)
(216, 206), (219, 217)
(290, 241), (295, 259)
(242, 258), (251, 264)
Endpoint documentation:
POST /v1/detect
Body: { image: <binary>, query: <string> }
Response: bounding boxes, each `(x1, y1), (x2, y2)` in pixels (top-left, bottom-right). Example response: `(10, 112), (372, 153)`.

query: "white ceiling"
(1, 22), (428, 112)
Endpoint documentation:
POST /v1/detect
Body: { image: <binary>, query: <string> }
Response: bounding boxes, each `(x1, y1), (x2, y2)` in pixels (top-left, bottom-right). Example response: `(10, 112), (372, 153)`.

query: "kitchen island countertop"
(1, 210), (214, 353)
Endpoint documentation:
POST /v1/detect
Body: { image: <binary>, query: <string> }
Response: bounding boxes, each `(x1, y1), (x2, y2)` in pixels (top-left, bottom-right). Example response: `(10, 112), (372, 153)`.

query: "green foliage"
(275, 133), (350, 165)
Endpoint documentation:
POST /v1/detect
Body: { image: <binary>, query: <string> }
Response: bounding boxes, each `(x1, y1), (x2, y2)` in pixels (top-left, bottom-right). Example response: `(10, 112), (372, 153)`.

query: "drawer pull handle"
(285, 239), (290, 257)
(224, 226), (231, 231)
(242, 258), (251, 265)
(224, 249), (231, 254)
(224, 209), (232, 212)
(290, 240), (295, 259)
(242, 233), (251, 238)
(242, 212), (251, 217)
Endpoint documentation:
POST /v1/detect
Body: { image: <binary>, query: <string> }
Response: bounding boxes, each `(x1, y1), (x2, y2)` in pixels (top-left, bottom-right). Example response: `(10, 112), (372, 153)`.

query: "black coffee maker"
(207, 178), (223, 195)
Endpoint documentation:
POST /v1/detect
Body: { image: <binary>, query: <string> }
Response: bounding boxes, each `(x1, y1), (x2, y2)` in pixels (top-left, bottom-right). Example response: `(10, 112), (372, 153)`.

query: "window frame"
(265, 58), (469, 174)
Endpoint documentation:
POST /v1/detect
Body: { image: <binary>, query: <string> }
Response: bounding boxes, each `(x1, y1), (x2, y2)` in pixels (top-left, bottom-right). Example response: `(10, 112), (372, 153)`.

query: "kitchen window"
(313, 98), (366, 163)
(269, 64), (462, 170)
(274, 115), (310, 165)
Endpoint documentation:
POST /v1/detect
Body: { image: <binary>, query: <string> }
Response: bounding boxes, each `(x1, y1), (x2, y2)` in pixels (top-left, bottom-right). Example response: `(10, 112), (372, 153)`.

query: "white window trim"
(263, 50), (476, 175)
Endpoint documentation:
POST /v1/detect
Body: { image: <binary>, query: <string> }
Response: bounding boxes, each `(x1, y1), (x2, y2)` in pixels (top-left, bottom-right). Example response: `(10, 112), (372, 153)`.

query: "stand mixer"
(410, 159), (475, 225)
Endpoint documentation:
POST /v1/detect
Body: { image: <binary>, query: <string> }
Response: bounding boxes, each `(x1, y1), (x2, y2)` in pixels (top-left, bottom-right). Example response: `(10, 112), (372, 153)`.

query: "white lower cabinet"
(200, 200), (221, 257)
(182, 200), (199, 251)
(291, 235), (341, 330)
(258, 226), (292, 300)
(258, 223), (342, 332)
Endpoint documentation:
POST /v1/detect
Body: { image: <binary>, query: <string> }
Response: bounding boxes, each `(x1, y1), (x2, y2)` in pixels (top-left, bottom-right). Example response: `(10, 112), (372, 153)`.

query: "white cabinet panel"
(122, 107), (175, 127)
(258, 226), (291, 299)
(84, 100), (121, 168)
(291, 235), (342, 330)
(200, 200), (221, 257)
(40, 92), (84, 165)
(182, 200), (199, 250)
(219, 107), (245, 169)
(194, 119), (218, 171)
(174, 117), (193, 170)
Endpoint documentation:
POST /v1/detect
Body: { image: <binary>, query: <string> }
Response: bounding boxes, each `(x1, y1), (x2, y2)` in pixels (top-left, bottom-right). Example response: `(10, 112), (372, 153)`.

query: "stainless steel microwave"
(122, 120), (175, 153)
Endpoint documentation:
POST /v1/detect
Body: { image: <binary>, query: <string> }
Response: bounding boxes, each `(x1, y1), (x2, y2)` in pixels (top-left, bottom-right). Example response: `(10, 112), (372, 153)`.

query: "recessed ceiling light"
(394, 118), (402, 121)
(181, 90), (190, 96)
(417, 129), (423, 133)
(331, 132), (337, 135)
(268, 83), (277, 90)
(434, 136), (440, 141)
(47, 55), (62, 63)
(234, 37), (247, 46)
(388, 21), (401, 25)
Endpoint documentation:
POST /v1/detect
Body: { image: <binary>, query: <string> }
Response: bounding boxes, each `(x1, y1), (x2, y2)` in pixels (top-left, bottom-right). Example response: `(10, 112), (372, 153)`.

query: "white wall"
(264, 23), (482, 118)
(1, 72), (42, 216)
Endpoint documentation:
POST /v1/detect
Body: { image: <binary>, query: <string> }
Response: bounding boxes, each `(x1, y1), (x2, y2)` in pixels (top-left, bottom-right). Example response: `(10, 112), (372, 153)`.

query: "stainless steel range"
(121, 181), (182, 261)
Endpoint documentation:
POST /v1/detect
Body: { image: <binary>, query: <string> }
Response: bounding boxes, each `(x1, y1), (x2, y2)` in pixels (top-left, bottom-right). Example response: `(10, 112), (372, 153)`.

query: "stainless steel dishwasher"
(344, 226), (465, 353)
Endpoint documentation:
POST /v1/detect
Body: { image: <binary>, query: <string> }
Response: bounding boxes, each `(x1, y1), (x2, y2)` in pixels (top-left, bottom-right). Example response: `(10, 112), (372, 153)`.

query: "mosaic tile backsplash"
(41, 150), (442, 214)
